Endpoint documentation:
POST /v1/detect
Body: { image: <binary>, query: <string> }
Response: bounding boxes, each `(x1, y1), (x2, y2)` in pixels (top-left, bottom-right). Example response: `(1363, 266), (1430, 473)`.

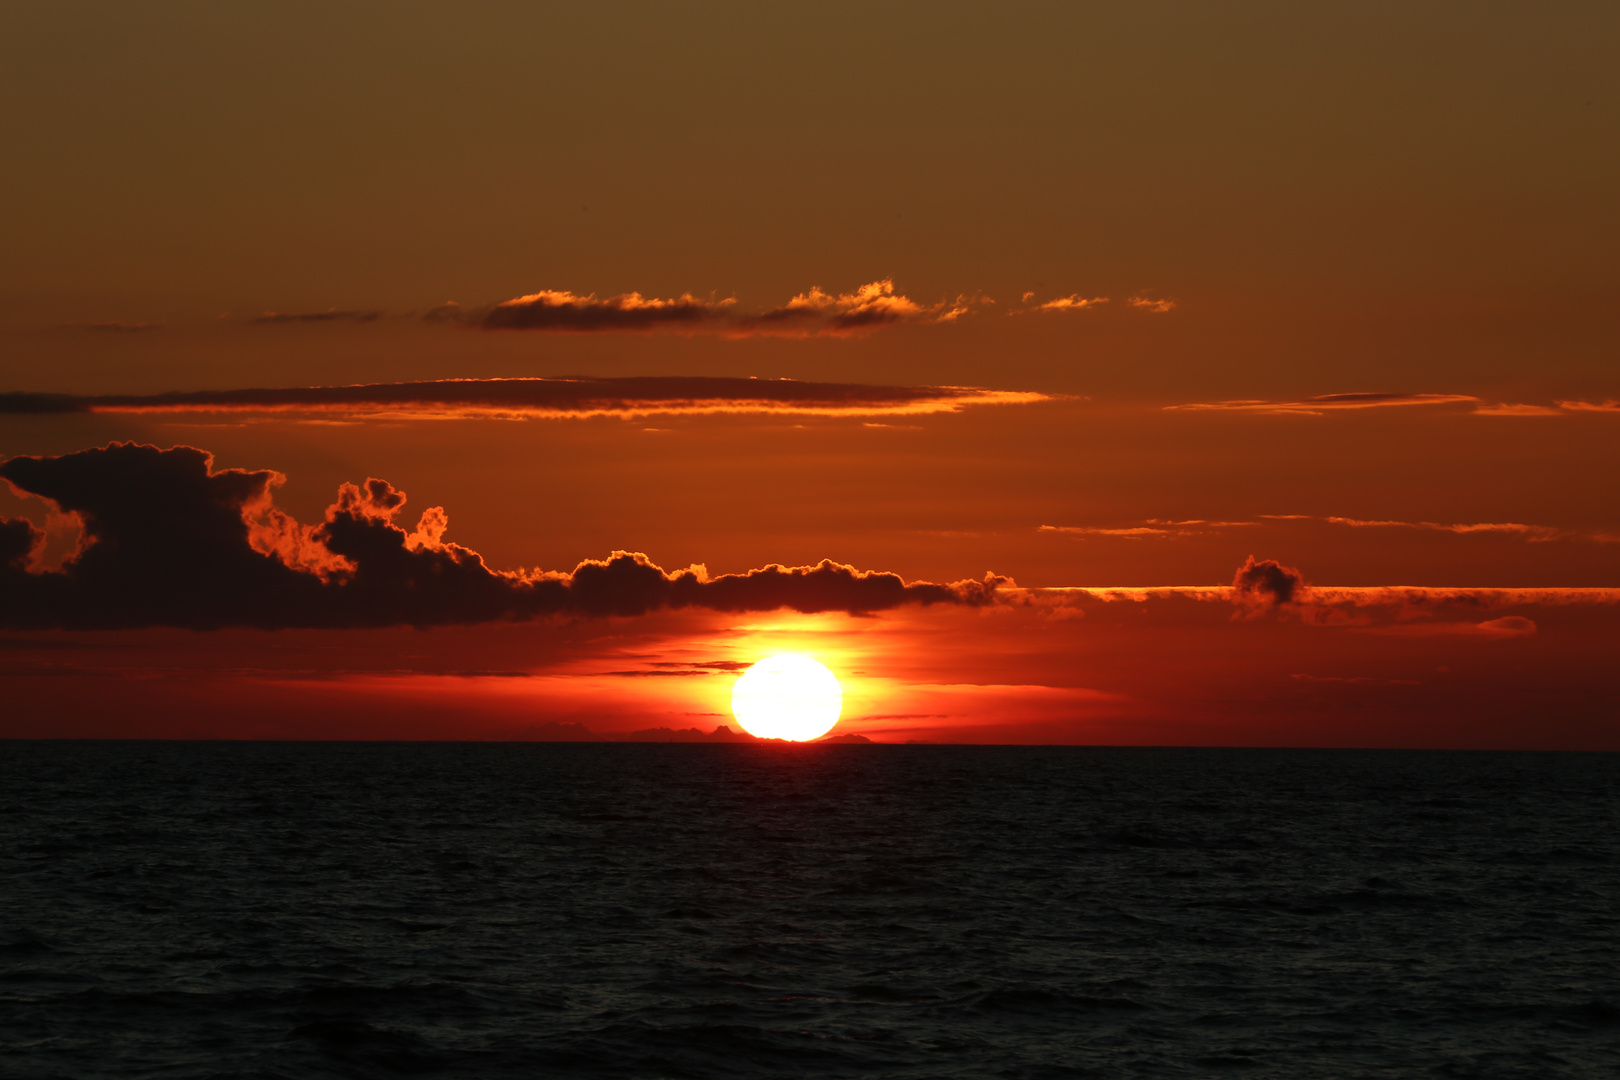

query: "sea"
(2, 743), (1617, 1079)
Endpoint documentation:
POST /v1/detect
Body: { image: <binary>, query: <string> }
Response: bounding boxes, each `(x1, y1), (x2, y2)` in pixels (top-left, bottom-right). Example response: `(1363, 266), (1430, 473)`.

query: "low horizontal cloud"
(1169, 393), (1620, 417)
(0, 376), (1049, 422)
(481, 290), (728, 331)
(0, 443), (1007, 630)
(452, 280), (978, 336)
(1043, 514), (1611, 544)
(1128, 297), (1176, 312)
(1471, 403), (1565, 416)
(1315, 516), (1566, 542)
(1267, 514), (1616, 545)
(1021, 582), (1618, 628)
(1166, 392), (1482, 416)
(1040, 519), (1255, 539)
(595, 660), (753, 678)
(1361, 615), (1538, 639)
(79, 321), (161, 332)
(252, 309), (381, 324)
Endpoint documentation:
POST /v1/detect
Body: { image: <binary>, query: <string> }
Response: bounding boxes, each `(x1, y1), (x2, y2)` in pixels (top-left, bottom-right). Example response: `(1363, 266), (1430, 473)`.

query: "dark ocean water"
(2, 743), (1617, 1079)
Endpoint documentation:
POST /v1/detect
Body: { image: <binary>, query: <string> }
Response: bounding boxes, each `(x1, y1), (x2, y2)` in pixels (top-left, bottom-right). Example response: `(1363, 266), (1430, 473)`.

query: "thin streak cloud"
(1014, 294), (1110, 314)
(1165, 392), (1482, 415)
(1044, 514), (1612, 544)
(1169, 394), (1620, 417)
(252, 309), (382, 324)
(0, 377), (1050, 422)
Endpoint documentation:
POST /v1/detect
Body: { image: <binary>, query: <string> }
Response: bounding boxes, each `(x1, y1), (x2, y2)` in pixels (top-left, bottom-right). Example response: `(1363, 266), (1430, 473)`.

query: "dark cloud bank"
(0, 443), (1003, 630)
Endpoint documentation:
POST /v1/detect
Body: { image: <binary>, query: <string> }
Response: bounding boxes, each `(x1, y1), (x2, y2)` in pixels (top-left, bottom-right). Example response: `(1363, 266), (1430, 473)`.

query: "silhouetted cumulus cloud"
(1231, 555), (1309, 617)
(0, 443), (1004, 630)
(441, 280), (979, 336)
(0, 376), (1045, 420)
(480, 290), (724, 331)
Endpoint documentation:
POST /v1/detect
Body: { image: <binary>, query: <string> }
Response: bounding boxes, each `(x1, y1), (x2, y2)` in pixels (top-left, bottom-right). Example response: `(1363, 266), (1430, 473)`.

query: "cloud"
(735, 280), (979, 335)
(595, 660), (752, 677)
(1166, 392), (1482, 416)
(1040, 519), (1256, 539)
(1044, 514), (1611, 545)
(1170, 394), (1620, 417)
(0, 443), (1008, 630)
(1230, 555), (1309, 617)
(1014, 294), (1109, 314)
(435, 280), (976, 336)
(1128, 297), (1176, 312)
(1472, 403), (1564, 416)
(78, 321), (161, 332)
(0, 376), (1049, 421)
(1362, 615), (1538, 639)
(1259, 514), (1613, 544)
(1319, 516), (1566, 542)
(1019, 581), (1618, 632)
(252, 309), (381, 324)
(481, 290), (729, 331)
(1041, 525), (1195, 538)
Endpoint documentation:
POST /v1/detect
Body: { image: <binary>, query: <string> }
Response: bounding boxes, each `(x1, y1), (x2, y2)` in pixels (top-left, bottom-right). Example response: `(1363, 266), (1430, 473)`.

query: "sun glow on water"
(730, 654), (843, 741)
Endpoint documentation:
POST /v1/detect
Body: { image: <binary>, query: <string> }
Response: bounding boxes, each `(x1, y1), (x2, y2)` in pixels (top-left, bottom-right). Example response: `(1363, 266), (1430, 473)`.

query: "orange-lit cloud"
(427, 280), (980, 336)
(1128, 296), (1176, 312)
(1557, 399), (1620, 413)
(481, 289), (729, 331)
(0, 376), (1050, 422)
(735, 279), (984, 335)
(1014, 294), (1109, 313)
(1039, 520), (1256, 539)
(1471, 402), (1565, 416)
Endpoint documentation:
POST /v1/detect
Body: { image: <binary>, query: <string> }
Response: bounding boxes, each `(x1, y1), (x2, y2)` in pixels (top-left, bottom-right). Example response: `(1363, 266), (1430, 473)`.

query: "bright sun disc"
(730, 654), (843, 741)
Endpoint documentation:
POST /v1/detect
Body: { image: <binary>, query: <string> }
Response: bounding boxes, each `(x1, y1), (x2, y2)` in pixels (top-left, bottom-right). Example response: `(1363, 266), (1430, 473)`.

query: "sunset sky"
(2, 3), (1616, 747)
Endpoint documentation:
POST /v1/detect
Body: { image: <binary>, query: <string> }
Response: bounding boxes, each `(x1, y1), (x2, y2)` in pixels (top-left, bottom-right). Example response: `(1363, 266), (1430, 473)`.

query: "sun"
(730, 654), (843, 741)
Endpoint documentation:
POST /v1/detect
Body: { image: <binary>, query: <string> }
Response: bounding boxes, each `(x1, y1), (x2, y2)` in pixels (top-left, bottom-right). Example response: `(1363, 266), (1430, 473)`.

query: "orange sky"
(2, 5), (1616, 746)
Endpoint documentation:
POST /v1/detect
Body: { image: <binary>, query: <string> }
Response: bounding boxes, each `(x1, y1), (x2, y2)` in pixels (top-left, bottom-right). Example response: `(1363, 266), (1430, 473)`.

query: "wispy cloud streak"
(252, 309), (381, 324)
(1169, 393), (1620, 417)
(1044, 514), (1613, 544)
(1166, 392), (1481, 416)
(0, 377), (1049, 422)
(1014, 294), (1109, 314)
